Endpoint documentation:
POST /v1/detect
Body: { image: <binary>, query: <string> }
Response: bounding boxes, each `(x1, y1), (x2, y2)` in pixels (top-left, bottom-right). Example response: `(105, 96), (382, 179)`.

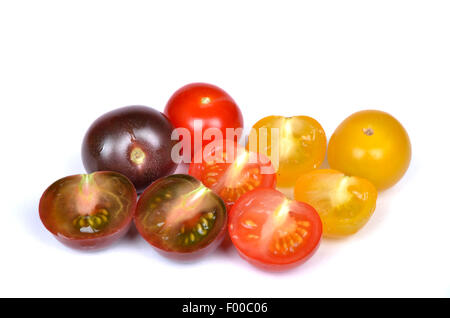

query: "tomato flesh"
(294, 169), (378, 237)
(229, 188), (322, 270)
(39, 172), (137, 250)
(247, 115), (327, 188)
(189, 141), (276, 210)
(135, 174), (227, 258)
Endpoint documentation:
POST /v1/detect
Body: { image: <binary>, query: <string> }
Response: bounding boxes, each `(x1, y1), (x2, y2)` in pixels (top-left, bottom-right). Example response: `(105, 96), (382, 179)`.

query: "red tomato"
(229, 188), (322, 270)
(164, 83), (244, 156)
(189, 141), (276, 211)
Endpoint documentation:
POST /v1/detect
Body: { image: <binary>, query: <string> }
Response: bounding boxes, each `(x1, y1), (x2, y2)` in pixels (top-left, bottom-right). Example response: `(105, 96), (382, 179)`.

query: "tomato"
(188, 141), (276, 210)
(82, 105), (177, 193)
(229, 188), (322, 270)
(39, 172), (137, 250)
(134, 174), (227, 259)
(164, 83), (244, 157)
(294, 169), (377, 237)
(247, 115), (327, 188)
(328, 110), (411, 190)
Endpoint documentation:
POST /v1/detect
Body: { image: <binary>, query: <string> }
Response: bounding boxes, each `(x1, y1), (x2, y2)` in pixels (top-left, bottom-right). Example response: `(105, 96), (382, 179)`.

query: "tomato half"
(247, 115), (327, 188)
(39, 172), (137, 250)
(229, 188), (322, 270)
(294, 169), (377, 237)
(164, 83), (244, 156)
(189, 141), (276, 210)
(328, 110), (411, 190)
(134, 174), (227, 259)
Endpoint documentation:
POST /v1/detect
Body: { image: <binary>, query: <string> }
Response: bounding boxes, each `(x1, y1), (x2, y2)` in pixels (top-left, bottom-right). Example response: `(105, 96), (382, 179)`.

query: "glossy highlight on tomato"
(328, 110), (411, 190)
(229, 188), (322, 270)
(164, 83), (244, 155)
(135, 174), (227, 258)
(189, 141), (276, 210)
(294, 169), (377, 237)
(39, 171), (137, 250)
(82, 105), (177, 193)
(247, 115), (327, 188)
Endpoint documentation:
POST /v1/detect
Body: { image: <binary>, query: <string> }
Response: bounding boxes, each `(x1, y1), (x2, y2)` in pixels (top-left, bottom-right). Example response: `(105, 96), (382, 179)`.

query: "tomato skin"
(39, 171), (137, 250)
(164, 83), (244, 155)
(294, 169), (377, 237)
(134, 174), (227, 260)
(188, 141), (276, 211)
(247, 115), (327, 188)
(328, 110), (411, 190)
(82, 105), (177, 193)
(229, 188), (322, 271)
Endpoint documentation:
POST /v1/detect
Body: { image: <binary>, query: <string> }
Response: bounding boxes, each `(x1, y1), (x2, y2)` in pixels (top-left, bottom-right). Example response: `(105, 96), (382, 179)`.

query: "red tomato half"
(164, 83), (244, 156)
(229, 188), (322, 270)
(189, 141), (276, 210)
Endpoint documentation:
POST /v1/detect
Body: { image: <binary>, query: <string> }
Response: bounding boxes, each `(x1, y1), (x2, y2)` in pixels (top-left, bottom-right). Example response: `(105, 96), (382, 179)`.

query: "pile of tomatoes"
(39, 83), (411, 271)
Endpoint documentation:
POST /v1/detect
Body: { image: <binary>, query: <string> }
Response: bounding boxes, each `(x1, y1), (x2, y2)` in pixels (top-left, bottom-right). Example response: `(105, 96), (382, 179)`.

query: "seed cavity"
(269, 220), (310, 255)
(179, 211), (216, 245)
(73, 208), (110, 232)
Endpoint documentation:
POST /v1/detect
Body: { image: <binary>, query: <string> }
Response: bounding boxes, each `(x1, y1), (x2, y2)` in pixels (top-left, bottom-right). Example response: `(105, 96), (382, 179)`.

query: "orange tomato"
(247, 116), (327, 188)
(328, 110), (411, 190)
(294, 169), (377, 237)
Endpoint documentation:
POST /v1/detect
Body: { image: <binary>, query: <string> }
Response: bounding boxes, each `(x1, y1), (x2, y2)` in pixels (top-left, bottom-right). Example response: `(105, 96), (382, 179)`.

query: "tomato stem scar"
(130, 147), (146, 165)
(363, 127), (374, 136)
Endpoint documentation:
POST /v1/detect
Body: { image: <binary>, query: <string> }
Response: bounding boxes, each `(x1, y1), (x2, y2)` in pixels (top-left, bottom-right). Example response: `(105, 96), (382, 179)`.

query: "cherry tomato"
(328, 110), (411, 190)
(229, 188), (322, 270)
(39, 172), (137, 250)
(188, 141), (276, 211)
(294, 169), (377, 237)
(134, 174), (227, 259)
(82, 105), (177, 193)
(247, 115), (327, 188)
(164, 83), (244, 156)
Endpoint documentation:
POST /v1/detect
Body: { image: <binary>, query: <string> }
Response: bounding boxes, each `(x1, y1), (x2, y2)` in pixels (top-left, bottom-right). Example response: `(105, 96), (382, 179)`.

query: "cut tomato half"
(228, 188), (322, 270)
(189, 141), (276, 210)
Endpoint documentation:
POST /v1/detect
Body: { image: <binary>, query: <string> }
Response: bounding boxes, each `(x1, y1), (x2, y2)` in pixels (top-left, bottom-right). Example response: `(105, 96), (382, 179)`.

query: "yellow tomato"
(294, 169), (377, 237)
(328, 110), (411, 190)
(247, 116), (327, 188)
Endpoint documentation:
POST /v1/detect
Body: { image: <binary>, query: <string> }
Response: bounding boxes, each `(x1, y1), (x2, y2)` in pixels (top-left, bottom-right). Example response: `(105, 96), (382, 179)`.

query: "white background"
(1, 0), (449, 298)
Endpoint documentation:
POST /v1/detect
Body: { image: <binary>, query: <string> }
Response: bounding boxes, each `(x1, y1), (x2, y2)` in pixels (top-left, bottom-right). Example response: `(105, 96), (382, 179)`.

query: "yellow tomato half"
(328, 110), (411, 190)
(294, 169), (377, 237)
(247, 116), (327, 188)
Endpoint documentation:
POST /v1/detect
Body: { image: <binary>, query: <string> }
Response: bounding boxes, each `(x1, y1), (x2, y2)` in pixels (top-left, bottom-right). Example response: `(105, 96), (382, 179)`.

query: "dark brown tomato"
(134, 174), (227, 259)
(39, 171), (137, 250)
(82, 106), (177, 193)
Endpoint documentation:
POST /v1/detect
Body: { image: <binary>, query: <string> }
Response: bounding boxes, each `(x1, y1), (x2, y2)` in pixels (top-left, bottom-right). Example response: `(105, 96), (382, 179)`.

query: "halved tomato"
(294, 169), (377, 237)
(39, 172), (137, 250)
(189, 141), (276, 210)
(229, 188), (322, 270)
(134, 174), (227, 259)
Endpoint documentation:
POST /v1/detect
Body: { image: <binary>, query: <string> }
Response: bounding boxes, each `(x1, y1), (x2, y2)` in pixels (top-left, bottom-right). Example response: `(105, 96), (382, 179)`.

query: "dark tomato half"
(82, 105), (177, 193)
(229, 188), (322, 270)
(39, 171), (137, 250)
(189, 141), (276, 211)
(135, 174), (227, 259)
